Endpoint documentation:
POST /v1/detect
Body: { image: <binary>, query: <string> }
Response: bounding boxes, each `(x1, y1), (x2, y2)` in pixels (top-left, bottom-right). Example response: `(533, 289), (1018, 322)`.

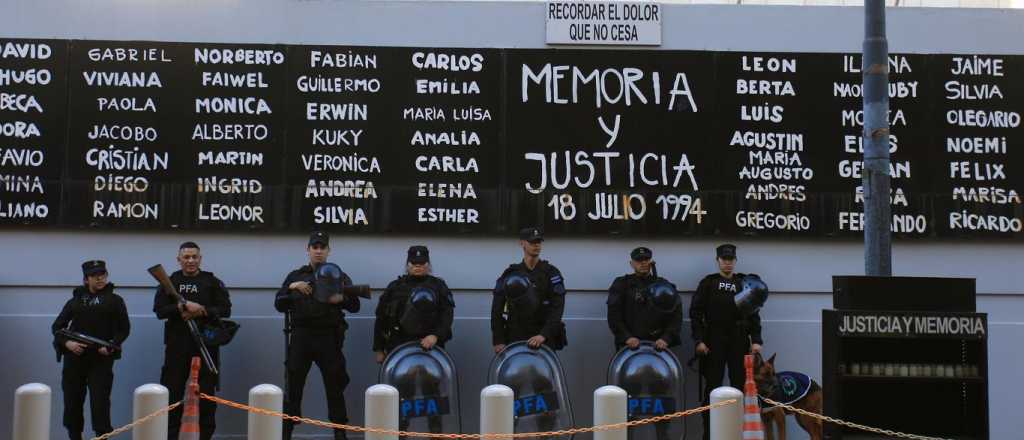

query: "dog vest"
(769, 371), (812, 405)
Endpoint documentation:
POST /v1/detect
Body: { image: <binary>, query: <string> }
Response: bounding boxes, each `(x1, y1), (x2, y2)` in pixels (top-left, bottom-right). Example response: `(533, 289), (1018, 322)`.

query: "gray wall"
(3, 1), (1024, 438)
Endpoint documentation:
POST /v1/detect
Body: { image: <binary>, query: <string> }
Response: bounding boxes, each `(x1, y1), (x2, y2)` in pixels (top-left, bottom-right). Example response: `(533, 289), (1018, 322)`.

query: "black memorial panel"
(384, 48), (503, 233)
(506, 49), (717, 236)
(930, 54), (1024, 238)
(0, 39), (67, 225)
(182, 43), (288, 230)
(65, 40), (188, 228)
(284, 45), (390, 232)
(6, 37), (1024, 239)
(816, 53), (935, 238)
(713, 52), (832, 236)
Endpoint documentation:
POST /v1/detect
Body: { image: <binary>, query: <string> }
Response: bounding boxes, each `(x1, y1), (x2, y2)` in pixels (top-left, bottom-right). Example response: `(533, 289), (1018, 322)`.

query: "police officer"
(373, 245), (455, 435)
(690, 244), (763, 440)
(51, 260), (130, 440)
(491, 227), (567, 352)
(373, 245), (455, 361)
(276, 231), (360, 440)
(154, 242), (232, 440)
(606, 247), (682, 352)
(606, 248), (680, 440)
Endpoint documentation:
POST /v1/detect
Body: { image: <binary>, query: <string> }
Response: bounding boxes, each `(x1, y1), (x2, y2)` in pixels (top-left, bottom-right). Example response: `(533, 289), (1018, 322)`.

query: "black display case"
(823, 276), (988, 440)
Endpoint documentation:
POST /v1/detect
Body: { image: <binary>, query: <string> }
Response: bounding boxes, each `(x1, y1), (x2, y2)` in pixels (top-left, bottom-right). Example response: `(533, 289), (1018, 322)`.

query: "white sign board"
(546, 1), (662, 46)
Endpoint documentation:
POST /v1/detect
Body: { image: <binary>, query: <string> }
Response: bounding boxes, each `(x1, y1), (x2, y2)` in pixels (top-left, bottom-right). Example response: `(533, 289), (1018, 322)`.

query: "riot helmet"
(400, 285), (440, 337)
(644, 280), (679, 313)
(409, 286), (439, 313)
(503, 272), (540, 315)
(314, 262), (344, 303)
(503, 272), (531, 299)
(735, 274), (769, 317)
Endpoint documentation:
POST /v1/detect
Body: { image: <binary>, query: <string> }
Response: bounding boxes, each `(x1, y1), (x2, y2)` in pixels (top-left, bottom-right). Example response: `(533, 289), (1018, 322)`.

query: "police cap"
(407, 245), (430, 264)
(309, 230), (330, 247)
(82, 260), (107, 276)
(716, 244), (737, 259)
(630, 247), (653, 261)
(519, 227), (544, 243)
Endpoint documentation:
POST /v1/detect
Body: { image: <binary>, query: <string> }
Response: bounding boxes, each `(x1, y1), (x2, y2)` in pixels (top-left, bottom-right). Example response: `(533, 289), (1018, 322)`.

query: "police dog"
(753, 353), (823, 440)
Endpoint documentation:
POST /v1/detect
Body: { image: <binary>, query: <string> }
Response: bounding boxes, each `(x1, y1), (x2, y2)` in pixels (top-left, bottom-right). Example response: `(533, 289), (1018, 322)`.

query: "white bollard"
(365, 384), (399, 440)
(133, 384), (169, 440)
(248, 384), (284, 440)
(710, 386), (743, 440)
(593, 385), (627, 440)
(480, 384), (514, 437)
(13, 383), (50, 440)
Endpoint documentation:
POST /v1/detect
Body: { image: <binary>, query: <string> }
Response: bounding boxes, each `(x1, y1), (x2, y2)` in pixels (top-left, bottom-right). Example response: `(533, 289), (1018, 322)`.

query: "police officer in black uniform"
(607, 247), (682, 351)
(154, 242), (232, 440)
(491, 227), (567, 353)
(373, 245), (455, 435)
(276, 231), (361, 440)
(52, 260), (130, 440)
(606, 247), (680, 440)
(690, 244), (763, 440)
(373, 245), (455, 361)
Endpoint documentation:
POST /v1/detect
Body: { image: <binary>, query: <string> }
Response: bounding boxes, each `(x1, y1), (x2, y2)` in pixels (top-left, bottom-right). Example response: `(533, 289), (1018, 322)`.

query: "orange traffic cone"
(179, 357), (202, 440)
(742, 354), (765, 440)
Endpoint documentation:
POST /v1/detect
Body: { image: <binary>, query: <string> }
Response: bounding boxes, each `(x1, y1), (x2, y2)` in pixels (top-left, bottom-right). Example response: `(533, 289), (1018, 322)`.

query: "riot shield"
(607, 342), (684, 440)
(379, 341), (462, 435)
(488, 341), (575, 439)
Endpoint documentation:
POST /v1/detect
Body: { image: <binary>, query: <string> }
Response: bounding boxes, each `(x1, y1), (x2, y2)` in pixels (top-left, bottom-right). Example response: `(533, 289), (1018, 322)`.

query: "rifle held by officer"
(56, 329), (121, 352)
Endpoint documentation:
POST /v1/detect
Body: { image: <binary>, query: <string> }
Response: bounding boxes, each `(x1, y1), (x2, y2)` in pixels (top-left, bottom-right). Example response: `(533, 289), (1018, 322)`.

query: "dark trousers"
(61, 351), (114, 438)
(284, 327), (350, 440)
(700, 332), (750, 440)
(162, 347), (219, 440)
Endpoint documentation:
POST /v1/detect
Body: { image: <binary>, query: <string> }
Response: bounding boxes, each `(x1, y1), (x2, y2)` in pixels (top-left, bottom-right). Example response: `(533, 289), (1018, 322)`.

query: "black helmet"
(200, 319), (241, 347)
(735, 274), (769, 317)
(409, 286), (438, 313)
(314, 263), (344, 303)
(503, 272), (532, 299)
(645, 280), (678, 312)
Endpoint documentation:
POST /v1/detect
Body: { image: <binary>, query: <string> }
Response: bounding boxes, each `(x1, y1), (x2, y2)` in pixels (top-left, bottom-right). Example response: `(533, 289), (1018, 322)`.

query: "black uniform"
(690, 272), (763, 397)
(276, 264), (360, 440)
(52, 283), (130, 440)
(153, 270), (231, 440)
(491, 260), (567, 350)
(374, 274), (455, 435)
(607, 273), (682, 350)
(373, 274), (455, 353)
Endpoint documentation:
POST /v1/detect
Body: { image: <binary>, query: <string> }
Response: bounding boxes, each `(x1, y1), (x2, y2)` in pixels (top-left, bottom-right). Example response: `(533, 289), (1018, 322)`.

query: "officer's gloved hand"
(289, 281), (313, 295)
(625, 337), (641, 349)
(527, 335), (546, 348)
(696, 342), (710, 355)
(65, 341), (86, 355)
(654, 339), (668, 351)
(420, 335), (438, 350)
